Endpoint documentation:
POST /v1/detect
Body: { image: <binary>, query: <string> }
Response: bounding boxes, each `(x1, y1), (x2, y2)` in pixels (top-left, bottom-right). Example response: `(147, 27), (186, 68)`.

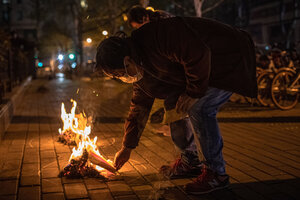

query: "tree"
(193, 0), (226, 17)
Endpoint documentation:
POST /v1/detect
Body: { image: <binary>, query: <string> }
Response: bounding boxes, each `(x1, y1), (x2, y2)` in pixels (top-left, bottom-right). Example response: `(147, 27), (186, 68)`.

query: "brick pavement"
(0, 75), (299, 200)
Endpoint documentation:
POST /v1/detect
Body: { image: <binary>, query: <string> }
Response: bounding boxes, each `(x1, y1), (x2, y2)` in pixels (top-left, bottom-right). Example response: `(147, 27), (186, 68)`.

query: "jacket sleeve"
(155, 17), (211, 98)
(123, 83), (155, 149)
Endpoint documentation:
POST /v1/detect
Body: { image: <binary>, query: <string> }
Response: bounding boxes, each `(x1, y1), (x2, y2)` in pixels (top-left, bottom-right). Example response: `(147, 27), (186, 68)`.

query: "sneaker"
(184, 167), (229, 195)
(159, 158), (202, 179)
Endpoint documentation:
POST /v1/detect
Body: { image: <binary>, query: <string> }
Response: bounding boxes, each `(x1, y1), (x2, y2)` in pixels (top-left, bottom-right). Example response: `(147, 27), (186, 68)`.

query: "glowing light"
(146, 6), (155, 11)
(122, 14), (128, 21)
(71, 62), (77, 69)
(86, 38), (92, 43)
(69, 53), (75, 60)
(38, 62), (43, 67)
(58, 54), (64, 61)
(58, 64), (63, 70)
(102, 30), (108, 36)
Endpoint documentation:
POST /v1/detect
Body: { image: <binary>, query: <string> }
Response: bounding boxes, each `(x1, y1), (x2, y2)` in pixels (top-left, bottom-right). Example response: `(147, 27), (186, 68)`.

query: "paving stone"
(21, 163), (40, 176)
(134, 163), (158, 175)
(0, 180), (18, 195)
(131, 185), (153, 199)
(114, 194), (139, 200)
(18, 186), (40, 200)
(162, 187), (188, 200)
(151, 180), (174, 189)
(128, 151), (148, 165)
(64, 183), (88, 199)
(122, 171), (148, 186)
(0, 169), (20, 180)
(61, 177), (83, 184)
(2, 160), (22, 171)
(42, 193), (65, 200)
(211, 188), (240, 200)
(171, 178), (192, 186)
(0, 195), (16, 200)
(231, 186), (267, 200)
(40, 150), (56, 159)
(107, 181), (134, 196)
(89, 189), (114, 200)
(23, 153), (39, 164)
(83, 178), (107, 190)
(143, 173), (165, 183)
(5, 153), (23, 161)
(42, 178), (63, 193)
(41, 167), (60, 178)
(41, 159), (58, 169)
(20, 175), (40, 186)
(118, 162), (135, 173)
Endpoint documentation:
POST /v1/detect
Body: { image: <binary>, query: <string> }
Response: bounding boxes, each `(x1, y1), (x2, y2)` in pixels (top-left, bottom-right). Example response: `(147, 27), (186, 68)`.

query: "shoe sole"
(186, 184), (229, 195)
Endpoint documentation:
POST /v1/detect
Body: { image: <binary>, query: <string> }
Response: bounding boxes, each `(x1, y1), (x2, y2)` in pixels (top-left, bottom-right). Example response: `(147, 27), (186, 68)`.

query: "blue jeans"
(170, 87), (232, 175)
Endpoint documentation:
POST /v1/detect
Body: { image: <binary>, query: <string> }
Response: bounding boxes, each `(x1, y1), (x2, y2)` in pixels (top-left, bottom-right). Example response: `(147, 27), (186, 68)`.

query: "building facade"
(0, 0), (38, 42)
(248, 0), (300, 48)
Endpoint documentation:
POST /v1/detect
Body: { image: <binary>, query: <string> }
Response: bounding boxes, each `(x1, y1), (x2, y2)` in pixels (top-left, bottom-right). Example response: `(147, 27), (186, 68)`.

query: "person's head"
(127, 5), (161, 29)
(95, 36), (143, 83)
(127, 5), (150, 29)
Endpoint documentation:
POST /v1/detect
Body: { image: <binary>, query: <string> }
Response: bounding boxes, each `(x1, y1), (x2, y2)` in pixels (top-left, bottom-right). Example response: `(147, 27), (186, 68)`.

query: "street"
(0, 75), (299, 200)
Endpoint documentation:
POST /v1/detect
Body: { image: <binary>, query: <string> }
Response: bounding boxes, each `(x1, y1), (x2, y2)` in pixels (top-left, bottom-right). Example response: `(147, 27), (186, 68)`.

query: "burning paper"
(58, 99), (117, 178)
(58, 99), (82, 145)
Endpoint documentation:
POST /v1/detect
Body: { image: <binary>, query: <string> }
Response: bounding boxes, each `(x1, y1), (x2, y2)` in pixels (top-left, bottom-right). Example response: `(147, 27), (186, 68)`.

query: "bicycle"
(271, 67), (300, 110)
(257, 69), (274, 107)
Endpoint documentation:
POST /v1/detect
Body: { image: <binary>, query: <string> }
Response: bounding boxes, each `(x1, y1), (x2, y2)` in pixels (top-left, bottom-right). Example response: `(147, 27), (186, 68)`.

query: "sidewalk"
(0, 75), (299, 200)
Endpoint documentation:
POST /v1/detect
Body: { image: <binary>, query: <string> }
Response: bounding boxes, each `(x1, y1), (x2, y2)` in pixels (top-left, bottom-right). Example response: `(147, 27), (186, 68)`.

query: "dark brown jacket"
(123, 17), (257, 148)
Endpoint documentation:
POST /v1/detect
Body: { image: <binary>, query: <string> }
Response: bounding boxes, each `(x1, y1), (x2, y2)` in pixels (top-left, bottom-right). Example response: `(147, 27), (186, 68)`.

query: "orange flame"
(59, 99), (115, 174)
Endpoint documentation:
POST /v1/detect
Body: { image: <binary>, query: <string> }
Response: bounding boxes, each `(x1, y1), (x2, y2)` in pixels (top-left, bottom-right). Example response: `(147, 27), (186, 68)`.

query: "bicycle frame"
(288, 72), (300, 91)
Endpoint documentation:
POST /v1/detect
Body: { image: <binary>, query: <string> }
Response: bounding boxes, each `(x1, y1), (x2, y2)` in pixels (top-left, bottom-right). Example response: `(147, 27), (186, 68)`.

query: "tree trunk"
(194, 0), (203, 17)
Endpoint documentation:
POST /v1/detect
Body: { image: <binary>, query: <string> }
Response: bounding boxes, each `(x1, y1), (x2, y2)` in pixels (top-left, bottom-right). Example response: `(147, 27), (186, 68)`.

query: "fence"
(0, 30), (35, 104)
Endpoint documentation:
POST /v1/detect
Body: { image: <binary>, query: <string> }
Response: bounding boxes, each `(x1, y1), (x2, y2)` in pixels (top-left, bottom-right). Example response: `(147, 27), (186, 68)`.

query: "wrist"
(122, 146), (133, 152)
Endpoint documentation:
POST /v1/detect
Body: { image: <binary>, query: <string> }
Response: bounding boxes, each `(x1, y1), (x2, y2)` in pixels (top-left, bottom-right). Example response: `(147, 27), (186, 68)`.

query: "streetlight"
(102, 30), (108, 36)
(86, 38), (92, 43)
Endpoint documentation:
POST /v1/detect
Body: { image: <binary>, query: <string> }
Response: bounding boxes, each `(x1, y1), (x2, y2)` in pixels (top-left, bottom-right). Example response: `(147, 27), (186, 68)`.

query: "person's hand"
(114, 146), (132, 170)
(176, 93), (198, 114)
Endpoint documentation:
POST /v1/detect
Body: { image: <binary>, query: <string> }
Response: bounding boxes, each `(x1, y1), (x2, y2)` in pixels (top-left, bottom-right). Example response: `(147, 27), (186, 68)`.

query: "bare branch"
(202, 0), (225, 15)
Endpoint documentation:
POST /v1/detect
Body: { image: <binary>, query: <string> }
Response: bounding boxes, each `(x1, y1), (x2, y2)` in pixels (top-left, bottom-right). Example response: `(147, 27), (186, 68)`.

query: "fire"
(58, 99), (116, 178)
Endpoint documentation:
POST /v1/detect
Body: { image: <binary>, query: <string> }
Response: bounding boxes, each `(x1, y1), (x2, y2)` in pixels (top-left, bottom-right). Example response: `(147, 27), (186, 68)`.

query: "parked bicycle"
(271, 67), (300, 110)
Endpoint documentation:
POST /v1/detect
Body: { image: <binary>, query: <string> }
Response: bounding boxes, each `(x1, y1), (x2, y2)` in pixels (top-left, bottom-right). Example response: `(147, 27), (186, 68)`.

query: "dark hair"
(127, 5), (160, 25)
(96, 37), (130, 75)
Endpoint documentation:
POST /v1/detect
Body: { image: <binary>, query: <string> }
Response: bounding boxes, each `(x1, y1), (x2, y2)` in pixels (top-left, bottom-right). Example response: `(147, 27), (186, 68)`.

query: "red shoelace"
(195, 167), (214, 183)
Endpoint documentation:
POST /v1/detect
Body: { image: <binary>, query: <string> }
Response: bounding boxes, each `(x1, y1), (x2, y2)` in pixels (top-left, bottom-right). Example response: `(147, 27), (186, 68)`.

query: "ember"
(58, 99), (117, 178)
(59, 150), (104, 178)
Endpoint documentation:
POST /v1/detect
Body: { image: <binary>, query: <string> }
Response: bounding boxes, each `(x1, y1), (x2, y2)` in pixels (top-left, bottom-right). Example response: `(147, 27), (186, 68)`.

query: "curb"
(0, 77), (32, 141)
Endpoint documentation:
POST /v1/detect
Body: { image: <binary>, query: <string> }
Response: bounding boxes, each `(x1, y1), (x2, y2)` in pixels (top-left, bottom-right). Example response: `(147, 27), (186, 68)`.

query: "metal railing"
(0, 30), (35, 104)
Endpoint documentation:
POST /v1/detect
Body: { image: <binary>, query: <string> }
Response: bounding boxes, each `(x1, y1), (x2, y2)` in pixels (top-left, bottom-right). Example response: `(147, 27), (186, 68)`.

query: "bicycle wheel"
(257, 71), (274, 107)
(271, 70), (299, 110)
